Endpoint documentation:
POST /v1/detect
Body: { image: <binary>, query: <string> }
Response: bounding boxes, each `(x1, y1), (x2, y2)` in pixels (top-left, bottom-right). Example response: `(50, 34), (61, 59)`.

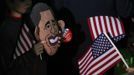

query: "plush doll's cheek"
(39, 30), (46, 41)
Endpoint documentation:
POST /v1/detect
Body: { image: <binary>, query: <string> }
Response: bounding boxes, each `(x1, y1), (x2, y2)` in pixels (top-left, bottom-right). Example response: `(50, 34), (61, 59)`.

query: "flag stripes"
(88, 16), (125, 41)
(78, 48), (121, 75)
(78, 33), (121, 75)
(13, 24), (33, 59)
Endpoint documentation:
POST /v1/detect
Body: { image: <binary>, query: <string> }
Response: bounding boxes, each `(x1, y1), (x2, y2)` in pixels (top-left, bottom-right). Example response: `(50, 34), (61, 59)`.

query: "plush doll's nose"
(50, 26), (58, 34)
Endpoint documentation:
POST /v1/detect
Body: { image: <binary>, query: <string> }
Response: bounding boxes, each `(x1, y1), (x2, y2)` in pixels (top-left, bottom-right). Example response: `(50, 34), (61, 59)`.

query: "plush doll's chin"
(44, 47), (58, 56)
(47, 50), (57, 56)
(48, 52), (55, 56)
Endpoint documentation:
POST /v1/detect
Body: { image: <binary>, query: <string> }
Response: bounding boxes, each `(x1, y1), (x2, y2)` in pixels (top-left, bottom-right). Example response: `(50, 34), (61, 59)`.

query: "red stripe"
(114, 17), (120, 35)
(90, 53), (120, 74)
(88, 18), (94, 41)
(88, 16), (125, 41)
(22, 26), (32, 49)
(99, 59), (121, 75)
(83, 49), (116, 74)
(78, 46), (91, 62)
(23, 25), (33, 45)
(80, 57), (93, 74)
(79, 53), (93, 73)
(109, 17), (115, 37)
(120, 19), (125, 34)
(79, 50), (92, 66)
(103, 16), (108, 34)
(98, 16), (103, 33)
(21, 28), (31, 49)
(93, 17), (99, 39)
(14, 24), (34, 59)
(19, 36), (27, 52)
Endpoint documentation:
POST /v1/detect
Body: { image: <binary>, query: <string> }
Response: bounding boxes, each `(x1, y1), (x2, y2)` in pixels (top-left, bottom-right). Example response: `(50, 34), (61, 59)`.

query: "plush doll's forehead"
(30, 3), (54, 26)
(40, 10), (55, 23)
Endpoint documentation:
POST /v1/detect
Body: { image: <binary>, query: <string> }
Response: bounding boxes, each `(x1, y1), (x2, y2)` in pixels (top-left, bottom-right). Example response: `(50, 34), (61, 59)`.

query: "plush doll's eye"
(53, 23), (57, 26)
(46, 24), (50, 28)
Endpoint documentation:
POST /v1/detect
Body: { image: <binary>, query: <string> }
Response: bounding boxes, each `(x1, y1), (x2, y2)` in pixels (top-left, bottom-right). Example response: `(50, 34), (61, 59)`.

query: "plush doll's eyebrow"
(45, 21), (50, 25)
(52, 20), (58, 24)
(52, 20), (56, 22)
(45, 20), (57, 26)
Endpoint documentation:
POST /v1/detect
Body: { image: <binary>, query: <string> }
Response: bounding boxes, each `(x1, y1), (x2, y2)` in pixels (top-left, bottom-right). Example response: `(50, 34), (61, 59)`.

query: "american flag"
(78, 33), (121, 75)
(88, 16), (125, 42)
(13, 24), (34, 59)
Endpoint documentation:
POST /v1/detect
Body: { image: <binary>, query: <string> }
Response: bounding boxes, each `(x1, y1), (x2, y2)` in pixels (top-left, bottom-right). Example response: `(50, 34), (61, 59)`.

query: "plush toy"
(30, 3), (72, 56)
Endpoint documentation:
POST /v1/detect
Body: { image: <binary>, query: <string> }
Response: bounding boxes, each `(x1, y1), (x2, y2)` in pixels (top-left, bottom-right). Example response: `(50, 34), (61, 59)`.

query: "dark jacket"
(0, 15), (47, 75)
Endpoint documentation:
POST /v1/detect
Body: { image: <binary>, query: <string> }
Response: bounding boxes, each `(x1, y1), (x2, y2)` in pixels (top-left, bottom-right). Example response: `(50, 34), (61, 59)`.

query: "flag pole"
(40, 54), (42, 60)
(104, 33), (129, 68)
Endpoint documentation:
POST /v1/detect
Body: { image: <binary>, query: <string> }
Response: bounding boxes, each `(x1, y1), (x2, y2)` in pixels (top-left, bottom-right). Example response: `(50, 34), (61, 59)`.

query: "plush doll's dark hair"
(30, 2), (55, 26)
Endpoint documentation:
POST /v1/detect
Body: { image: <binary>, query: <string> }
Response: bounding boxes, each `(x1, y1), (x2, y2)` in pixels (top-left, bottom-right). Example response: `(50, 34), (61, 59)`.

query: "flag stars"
(92, 33), (114, 58)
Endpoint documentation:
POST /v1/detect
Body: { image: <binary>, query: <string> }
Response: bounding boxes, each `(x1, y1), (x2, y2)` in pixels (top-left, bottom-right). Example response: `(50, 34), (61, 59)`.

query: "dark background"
(0, 0), (133, 75)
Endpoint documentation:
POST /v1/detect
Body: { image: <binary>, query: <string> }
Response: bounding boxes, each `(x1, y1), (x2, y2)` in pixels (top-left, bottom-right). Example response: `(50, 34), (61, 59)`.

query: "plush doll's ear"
(34, 26), (40, 41)
(58, 20), (65, 31)
(58, 20), (73, 43)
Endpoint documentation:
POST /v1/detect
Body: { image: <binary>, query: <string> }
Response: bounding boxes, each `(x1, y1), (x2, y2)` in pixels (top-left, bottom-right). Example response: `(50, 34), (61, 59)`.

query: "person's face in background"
(9, 0), (32, 14)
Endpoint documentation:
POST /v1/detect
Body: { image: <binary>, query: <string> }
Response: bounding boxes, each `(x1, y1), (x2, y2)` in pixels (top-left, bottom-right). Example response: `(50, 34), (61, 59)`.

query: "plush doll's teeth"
(50, 37), (58, 43)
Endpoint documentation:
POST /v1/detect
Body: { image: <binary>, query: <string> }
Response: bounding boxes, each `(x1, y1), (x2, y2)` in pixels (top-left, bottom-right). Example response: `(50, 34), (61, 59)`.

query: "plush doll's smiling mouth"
(48, 36), (59, 46)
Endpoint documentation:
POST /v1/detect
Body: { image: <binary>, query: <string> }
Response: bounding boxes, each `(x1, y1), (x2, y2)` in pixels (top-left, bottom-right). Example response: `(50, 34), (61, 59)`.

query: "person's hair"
(30, 2), (55, 26)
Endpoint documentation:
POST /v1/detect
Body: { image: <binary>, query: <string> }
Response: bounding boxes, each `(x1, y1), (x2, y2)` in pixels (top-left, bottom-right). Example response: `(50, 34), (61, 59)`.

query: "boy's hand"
(33, 42), (44, 55)
(126, 68), (134, 72)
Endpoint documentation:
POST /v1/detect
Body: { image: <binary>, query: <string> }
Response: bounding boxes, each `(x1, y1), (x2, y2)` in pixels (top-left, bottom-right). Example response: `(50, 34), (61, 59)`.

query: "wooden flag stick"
(104, 33), (129, 68)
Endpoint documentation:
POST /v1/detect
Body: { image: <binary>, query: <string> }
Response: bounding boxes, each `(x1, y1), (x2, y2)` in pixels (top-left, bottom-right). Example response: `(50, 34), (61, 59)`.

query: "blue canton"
(91, 33), (113, 59)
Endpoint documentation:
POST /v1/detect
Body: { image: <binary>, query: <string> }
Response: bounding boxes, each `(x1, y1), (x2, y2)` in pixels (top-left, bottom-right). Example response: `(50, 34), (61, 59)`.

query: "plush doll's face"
(36, 10), (64, 55)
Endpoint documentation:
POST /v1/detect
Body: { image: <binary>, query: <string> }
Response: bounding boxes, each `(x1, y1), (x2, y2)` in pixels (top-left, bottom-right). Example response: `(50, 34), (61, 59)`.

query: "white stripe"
(82, 47), (114, 75)
(95, 16), (101, 35)
(20, 35), (29, 51)
(15, 47), (21, 56)
(78, 48), (92, 64)
(79, 50), (92, 69)
(87, 49), (118, 74)
(17, 41), (25, 54)
(79, 56), (93, 73)
(105, 16), (113, 37)
(80, 57), (93, 74)
(90, 17), (98, 39)
(93, 56), (120, 75)
(100, 16), (106, 34)
(22, 29), (32, 50)
(23, 24), (29, 32)
(13, 24), (31, 59)
(110, 17), (118, 36)
(116, 18), (123, 35)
